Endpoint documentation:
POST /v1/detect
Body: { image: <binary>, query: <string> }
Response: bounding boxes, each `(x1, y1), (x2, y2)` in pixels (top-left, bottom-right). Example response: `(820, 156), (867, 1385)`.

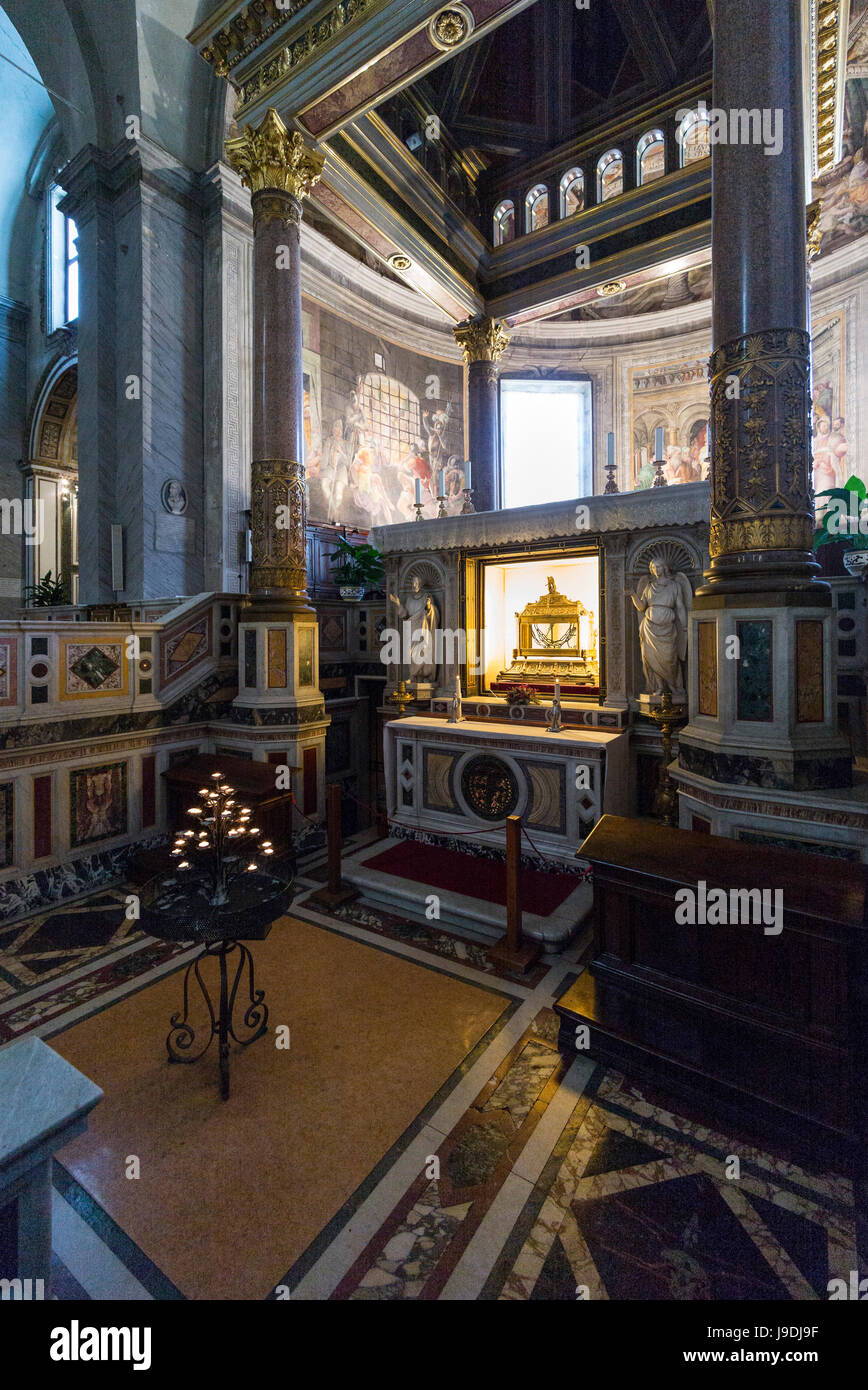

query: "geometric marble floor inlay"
(1, 872), (859, 1302)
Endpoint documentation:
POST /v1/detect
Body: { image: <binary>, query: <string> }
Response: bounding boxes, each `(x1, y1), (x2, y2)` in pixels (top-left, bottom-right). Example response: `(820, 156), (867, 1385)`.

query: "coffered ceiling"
(189, 0), (847, 327)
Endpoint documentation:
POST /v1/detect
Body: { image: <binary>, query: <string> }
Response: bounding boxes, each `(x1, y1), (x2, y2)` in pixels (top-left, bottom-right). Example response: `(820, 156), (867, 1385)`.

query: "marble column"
(675, 0), (851, 801)
(452, 316), (510, 512)
(224, 110), (329, 818)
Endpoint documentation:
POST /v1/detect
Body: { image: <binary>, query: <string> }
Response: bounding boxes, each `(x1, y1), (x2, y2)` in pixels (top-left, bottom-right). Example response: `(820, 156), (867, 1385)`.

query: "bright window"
(525, 184), (549, 232)
(596, 150), (623, 202)
(500, 378), (593, 509)
(677, 108), (711, 166)
(637, 130), (665, 185)
(48, 184), (79, 330)
(493, 199), (515, 246)
(560, 168), (584, 218)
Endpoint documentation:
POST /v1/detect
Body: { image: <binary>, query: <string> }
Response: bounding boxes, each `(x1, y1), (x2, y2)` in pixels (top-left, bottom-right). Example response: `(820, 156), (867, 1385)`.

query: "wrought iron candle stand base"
(167, 937), (267, 1102)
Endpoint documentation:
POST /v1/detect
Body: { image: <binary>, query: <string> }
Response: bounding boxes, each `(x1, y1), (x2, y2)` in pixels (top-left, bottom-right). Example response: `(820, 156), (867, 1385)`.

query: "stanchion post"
(309, 782), (359, 908)
(489, 815), (541, 974)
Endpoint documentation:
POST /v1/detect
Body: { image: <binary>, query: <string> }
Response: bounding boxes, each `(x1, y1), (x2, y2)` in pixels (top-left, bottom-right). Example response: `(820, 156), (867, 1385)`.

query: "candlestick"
(460, 487), (476, 515)
(436, 491), (447, 519)
(413, 501), (424, 521)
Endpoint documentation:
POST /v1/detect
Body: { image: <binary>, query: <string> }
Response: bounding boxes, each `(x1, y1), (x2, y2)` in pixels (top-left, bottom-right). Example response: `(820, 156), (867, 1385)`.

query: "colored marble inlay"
(161, 615), (210, 686)
(267, 629), (287, 689)
(696, 621), (717, 717)
(736, 621), (773, 722)
(62, 641), (125, 699)
(298, 626), (314, 687)
(795, 620), (824, 723)
(141, 755), (156, 830)
(69, 762), (128, 848)
(33, 775), (52, 859)
(0, 783), (12, 868)
(244, 630), (257, 688)
(303, 746), (317, 814)
(0, 638), (18, 705)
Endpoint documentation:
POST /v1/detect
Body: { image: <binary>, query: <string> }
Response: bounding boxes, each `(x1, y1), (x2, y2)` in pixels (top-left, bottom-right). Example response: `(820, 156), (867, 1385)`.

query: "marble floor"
(1, 838), (858, 1301)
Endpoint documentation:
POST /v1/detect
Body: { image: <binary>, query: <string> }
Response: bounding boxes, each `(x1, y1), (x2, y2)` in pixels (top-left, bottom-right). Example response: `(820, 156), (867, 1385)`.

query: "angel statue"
(631, 559), (692, 697)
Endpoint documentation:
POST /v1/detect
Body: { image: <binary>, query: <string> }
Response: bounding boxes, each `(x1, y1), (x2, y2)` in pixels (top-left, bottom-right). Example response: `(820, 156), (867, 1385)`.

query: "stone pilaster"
(452, 316), (510, 512)
(675, 0), (851, 801)
(201, 162), (253, 594)
(61, 140), (206, 602)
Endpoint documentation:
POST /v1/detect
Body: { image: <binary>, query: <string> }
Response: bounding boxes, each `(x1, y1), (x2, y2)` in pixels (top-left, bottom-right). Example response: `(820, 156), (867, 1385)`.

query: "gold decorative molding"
(804, 0), (850, 178)
(250, 458), (308, 599)
(708, 328), (813, 561)
(225, 108), (324, 199)
(230, 0), (381, 114)
(195, 1), (308, 79)
(428, 5), (474, 51)
(452, 316), (510, 364)
(806, 197), (823, 261)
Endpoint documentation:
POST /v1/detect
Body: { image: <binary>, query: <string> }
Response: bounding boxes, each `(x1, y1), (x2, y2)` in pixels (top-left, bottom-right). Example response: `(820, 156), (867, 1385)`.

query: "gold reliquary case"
(493, 577), (600, 696)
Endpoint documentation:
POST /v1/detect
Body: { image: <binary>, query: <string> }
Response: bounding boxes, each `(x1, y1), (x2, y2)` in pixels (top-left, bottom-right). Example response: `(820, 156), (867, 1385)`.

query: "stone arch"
(627, 536), (702, 581)
(22, 356), (79, 602)
(26, 357), (78, 472)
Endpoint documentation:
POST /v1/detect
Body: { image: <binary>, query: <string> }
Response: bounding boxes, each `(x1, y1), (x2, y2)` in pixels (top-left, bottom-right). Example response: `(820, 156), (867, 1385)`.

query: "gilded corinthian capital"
(225, 108), (325, 199)
(452, 316), (510, 364)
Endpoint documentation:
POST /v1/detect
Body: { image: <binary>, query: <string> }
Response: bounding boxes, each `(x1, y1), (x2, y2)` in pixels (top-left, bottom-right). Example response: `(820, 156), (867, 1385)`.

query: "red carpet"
(362, 841), (579, 917)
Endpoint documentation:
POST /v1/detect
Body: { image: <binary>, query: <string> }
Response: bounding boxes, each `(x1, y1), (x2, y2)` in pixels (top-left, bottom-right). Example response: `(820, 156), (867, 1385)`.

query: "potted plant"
(814, 476), (868, 579)
(329, 536), (385, 602)
(24, 570), (69, 607)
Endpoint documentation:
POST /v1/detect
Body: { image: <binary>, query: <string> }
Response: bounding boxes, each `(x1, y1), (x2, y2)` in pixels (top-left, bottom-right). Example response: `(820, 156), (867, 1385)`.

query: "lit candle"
(464, 458), (471, 489)
(438, 469), (446, 497)
(414, 477), (422, 505)
(554, 679), (560, 701)
(654, 426), (665, 460)
(606, 432), (614, 467)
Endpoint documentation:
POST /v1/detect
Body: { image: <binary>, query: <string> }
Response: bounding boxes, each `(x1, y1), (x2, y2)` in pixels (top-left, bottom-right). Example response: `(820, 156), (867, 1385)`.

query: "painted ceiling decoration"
(190, 0), (852, 328)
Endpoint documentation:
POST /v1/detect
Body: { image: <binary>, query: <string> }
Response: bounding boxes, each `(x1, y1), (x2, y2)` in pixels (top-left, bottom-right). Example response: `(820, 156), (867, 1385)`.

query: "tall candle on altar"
(554, 679), (560, 702)
(606, 432), (614, 468)
(414, 478), (422, 505)
(438, 469), (446, 497)
(464, 459), (471, 489)
(654, 426), (665, 460)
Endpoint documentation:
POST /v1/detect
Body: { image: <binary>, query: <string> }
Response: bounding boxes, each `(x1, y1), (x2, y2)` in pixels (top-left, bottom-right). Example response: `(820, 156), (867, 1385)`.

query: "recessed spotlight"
(596, 280), (627, 297)
(388, 253), (412, 272)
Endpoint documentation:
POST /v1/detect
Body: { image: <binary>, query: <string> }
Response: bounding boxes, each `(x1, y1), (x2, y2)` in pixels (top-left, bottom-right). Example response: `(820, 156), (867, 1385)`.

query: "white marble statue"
(631, 559), (692, 697)
(388, 574), (440, 684)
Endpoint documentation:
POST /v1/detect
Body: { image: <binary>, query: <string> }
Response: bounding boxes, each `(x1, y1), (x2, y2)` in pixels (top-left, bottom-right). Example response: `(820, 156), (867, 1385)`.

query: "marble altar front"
(385, 716), (628, 862)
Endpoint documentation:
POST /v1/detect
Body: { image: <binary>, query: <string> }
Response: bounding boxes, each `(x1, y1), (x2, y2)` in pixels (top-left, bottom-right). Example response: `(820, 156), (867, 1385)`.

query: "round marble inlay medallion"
(460, 754), (519, 822)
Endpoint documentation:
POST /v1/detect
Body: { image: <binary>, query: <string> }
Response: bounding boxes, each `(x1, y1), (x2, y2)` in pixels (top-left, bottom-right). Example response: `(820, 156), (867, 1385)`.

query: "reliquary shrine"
(373, 484), (709, 866)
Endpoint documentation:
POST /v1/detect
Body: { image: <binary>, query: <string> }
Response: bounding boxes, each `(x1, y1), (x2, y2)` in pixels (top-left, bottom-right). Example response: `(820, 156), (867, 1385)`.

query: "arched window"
(636, 129), (665, 185)
(596, 150), (623, 203)
(525, 184), (549, 232)
(493, 199), (515, 246)
(48, 184), (79, 331)
(677, 107), (711, 166)
(559, 168), (584, 218)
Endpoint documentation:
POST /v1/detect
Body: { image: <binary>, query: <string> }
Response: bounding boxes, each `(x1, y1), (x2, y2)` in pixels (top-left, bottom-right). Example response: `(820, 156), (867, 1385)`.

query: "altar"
(373, 485), (710, 837)
(385, 715), (629, 861)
